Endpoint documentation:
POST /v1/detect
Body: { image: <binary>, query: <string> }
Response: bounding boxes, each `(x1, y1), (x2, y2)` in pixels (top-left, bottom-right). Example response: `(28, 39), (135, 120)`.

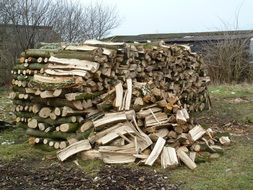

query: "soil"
(0, 158), (181, 190)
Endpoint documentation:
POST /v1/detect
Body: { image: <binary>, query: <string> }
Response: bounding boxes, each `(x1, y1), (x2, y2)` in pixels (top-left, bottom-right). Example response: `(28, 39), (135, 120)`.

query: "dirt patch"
(95, 165), (182, 190)
(0, 158), (93, 190)
(0, 158), (180, 190)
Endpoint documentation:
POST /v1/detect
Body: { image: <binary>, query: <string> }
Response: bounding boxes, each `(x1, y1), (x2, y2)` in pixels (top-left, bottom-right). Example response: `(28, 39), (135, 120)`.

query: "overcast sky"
(84, 0), (253, 36)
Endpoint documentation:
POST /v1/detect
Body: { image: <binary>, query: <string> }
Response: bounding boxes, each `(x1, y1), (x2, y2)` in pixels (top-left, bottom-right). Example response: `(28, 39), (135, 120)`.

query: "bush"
(201, 32), (253, 84)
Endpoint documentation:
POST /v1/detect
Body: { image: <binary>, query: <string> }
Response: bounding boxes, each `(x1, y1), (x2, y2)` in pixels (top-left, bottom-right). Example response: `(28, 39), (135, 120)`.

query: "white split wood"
(176, 109), (189, 124)
(161, 147), (178, 168)
(124, 78), (132, 110)
(93, 113), (127, 128)
(145, 137), (166, 166)
(115, 82), (123, 109)
(45, 69), (87, 77)
(96, 124), (135, 145)
(177, 148), (197, 170)
(219, 136), (231, 145)
(49, 56), (99, 73)
(188, 125), (206, 142)
(57, 140), (91, 161)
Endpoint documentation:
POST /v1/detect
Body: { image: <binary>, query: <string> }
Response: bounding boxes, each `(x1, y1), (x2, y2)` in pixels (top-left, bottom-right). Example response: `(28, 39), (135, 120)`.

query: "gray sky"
(87, 0), (253, 36)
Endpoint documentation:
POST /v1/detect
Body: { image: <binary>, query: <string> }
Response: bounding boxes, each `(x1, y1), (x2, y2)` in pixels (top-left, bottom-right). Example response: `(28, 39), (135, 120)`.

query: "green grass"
(78, 159), (104, 176)
(0, 127), (50, 161)
(209, 84), (253, 99)
(170, 136), (253, 190)
(169, 84), (253, 190)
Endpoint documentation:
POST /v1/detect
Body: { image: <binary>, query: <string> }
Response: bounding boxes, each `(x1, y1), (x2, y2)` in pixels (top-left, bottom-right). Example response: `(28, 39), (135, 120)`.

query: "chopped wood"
(96, 123), (135, 145)
(59, 123), (79, 133)
(176, 109), (189, 124)
(177, 148), (197, 170)
(45, 69), (87, 77)
(38, 107), (52, 118)
(189, 151), (196, 162)
(49, 56), (99, 73)
(99, 144), (136, 164)
(145, 137), (166, 166)
(12, 41), (221, 170)
(161, 147), (178, 168)
(81, 150), (102, 160)
(79, 120), (93, 132)
(189, 125), (206, 142)
(115, 82), (123, 110)
(93, 112), (127, 128)
(124, 78), (132, 110)
(137, 107), (162, 118)
(219, 136), (231, 145)
(57, 140), (91, 161)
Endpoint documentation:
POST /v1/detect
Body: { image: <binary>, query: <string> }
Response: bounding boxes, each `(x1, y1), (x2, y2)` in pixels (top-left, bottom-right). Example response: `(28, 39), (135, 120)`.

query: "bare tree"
(52, 0), (86, 43)
(0, 0), (120, 44)
(0, 0), (120, 85)
(202, 33), (253, 84)
(84, 1), (120, 39)
(53, 0), (120, 42)
(0, 0), (58, 49)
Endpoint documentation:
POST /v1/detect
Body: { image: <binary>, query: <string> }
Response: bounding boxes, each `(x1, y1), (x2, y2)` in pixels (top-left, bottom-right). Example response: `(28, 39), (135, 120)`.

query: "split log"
(81, 150), (102, 160)
(57, 140), (91, 161)
(219, 136), (231, 145)
(99, 143), (136, 164)
(161, 147), (178, 168)
(145, 137), (166, 166)
(124, 78), (132, 110)
(114, 82), (123, 110)
(177, 148), (197, 170)
(189, 125), (206, 142)
(65, 91), (103, 101)
(96, 123), (135, 145)
(176, 109), (189, 124)
(93, 112), (127, 128)
(49, 56), (99, 73)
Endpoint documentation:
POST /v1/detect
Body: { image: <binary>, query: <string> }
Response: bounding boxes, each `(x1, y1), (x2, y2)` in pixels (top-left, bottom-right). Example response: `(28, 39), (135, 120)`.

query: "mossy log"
(26, 128), (71, 140)
(65, 91), (104, 101)
(12, 75), (32, 81)
(15, 122), (28, 129)
(31, 97), (83, 110)
(21, 49), (59, 58)
(30, 75), (82, 90)
(29, 116), (78, 127)
(53, 50), (95, 61)
(14, 111), (34, 118)
(59, 123), (79, 133)
(13, 63), (45, 70)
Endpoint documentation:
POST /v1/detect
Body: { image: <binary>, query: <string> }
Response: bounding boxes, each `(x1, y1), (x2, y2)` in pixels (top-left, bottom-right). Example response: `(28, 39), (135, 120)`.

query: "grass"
(170, 136), (253, 190)
(170, 84), (253, 190)
(78, 159), (104, 176)
(0, 84), (253, 189)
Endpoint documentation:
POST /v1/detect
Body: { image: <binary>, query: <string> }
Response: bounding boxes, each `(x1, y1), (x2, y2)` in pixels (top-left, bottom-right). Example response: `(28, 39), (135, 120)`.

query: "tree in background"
(53, 0), (120, 42)
(0, 0), (120, 45)
(0, 0), (120, 85)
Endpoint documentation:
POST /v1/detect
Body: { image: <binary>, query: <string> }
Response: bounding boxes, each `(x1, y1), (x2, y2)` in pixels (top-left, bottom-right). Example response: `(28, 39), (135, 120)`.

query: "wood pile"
(10, 40), (229, 169)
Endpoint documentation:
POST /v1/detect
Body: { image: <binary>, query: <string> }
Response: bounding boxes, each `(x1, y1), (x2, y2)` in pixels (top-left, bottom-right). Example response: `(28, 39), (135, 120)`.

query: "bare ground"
(0, 158), (181, 190)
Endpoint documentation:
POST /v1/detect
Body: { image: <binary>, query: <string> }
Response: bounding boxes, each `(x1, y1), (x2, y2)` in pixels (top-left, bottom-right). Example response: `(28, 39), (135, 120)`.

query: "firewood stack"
(10, 40), (229, 170)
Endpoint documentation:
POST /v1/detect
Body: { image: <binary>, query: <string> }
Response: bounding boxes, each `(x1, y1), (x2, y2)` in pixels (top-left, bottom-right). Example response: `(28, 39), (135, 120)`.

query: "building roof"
(104, 30), (253, 43)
